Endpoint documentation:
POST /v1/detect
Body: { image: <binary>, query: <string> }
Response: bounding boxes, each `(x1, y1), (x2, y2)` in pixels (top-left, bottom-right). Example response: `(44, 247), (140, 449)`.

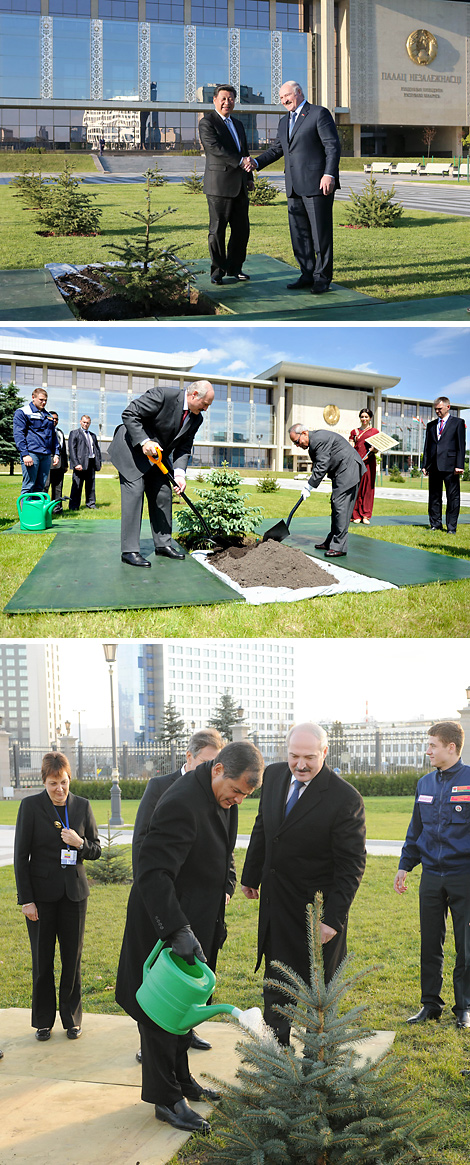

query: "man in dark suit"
(247, 79), (341, 293)
(199, 84), (254, 285)
(289, 423), (366, 557)
(422, 397), (466, 533)
(115, 741), (264, 1135)
(68, 415), (101, 511)
(241, 723), (366, 1045)
(108, 379), (214, 568)
(49, 411), (68, 514)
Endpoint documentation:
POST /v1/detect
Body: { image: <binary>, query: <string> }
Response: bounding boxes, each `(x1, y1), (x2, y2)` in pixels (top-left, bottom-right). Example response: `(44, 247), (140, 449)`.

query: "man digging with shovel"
(289, 424), (365, 558)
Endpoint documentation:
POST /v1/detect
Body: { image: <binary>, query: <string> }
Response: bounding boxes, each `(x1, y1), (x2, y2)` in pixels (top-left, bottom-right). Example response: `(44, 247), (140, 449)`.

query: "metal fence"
(8, 728), (429, 788)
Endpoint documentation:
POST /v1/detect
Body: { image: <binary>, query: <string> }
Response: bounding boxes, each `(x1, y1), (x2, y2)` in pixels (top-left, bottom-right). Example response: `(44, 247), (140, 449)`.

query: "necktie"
(284, 779), (303, 817)
(438, 418), (444, 437)
(225, 118), (240, 150)
(179, 409), (189, 431)
(289, 111), (298, 139)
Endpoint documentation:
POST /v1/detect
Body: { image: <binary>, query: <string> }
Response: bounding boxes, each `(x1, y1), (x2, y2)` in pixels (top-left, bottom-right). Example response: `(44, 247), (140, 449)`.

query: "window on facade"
(0, 0), (40, 9)
(47, 367), (73, 387)
(230, 385), (250, 402)
(14, 365), (42, 386)
(253, 387), (270, 403)
(234, 1), (269, 29)
(49, 0), (91, 14)
(0, 362), (11, 384)
(276, 1), (305, 32)
(213, 385), (228, 401)
(132, 376), (153, 393)
(192, 0), (228, 26)
(419, 406), (432, 422)
(386, 401), (401, 416)
(146, 0), (184, 20)
(76, 370), (101, 389)
(99, 0), (138, 17)
(404, 404), (415, 417)
(104, 373), (128, 392)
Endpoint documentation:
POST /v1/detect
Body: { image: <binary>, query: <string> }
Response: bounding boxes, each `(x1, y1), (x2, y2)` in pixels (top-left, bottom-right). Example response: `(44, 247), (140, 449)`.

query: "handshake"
(241, 157), (257, 173)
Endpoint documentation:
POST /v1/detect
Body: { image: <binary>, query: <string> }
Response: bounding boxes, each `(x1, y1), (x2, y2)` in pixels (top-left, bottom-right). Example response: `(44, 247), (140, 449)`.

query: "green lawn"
(1, 854), (469, 1165)
(0, 151), (97, 173)
(1, 181), (470, 302)
(1, 474), (470, 637)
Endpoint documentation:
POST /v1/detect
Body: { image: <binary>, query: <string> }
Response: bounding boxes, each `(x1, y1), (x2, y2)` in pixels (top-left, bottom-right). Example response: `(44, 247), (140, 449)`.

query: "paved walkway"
(0, 1007), (395, 1165)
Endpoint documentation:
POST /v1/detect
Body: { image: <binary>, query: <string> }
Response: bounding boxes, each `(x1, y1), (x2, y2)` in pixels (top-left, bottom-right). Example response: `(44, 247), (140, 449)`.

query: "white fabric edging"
(191, 551), (397, 605)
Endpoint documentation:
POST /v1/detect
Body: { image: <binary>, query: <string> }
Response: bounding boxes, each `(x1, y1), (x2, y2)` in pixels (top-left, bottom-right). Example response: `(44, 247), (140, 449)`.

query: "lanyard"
(53, 800), (70, 830)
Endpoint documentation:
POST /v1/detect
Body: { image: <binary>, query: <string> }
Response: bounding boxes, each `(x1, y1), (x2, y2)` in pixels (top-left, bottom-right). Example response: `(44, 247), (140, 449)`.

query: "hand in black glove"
(170, 925), (206, 966)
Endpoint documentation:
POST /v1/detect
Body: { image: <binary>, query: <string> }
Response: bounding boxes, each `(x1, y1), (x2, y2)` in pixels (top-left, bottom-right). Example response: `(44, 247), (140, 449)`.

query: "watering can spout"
(185, 1002), (238, 1027)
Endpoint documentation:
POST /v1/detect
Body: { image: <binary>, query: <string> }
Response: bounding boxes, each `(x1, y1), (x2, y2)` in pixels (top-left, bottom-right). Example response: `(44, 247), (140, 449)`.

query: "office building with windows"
(1, 335), (466, 473)
(0, 642), (61, 745)
(0, 1), (468, 156)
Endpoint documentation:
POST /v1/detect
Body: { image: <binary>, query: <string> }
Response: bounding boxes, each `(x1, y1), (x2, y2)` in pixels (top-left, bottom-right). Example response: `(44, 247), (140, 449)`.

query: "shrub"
(388, 465), (405, 482)
(36, 159), (102, 235)
(256, 472), (280, 493)
(11, 157), (48, 209)
(410, 466), (421, 478)
(182, 148), (200, 156)
(348, 771), (419, 797)
(70, 778), (147, 799)
(145, 161), (168, 187)
(345, 175), (404, 227)
(87, 819), (132, 884)
(248, 174), (278, 205)
(175, 462), (263, 548)
(182, 164), (204, 193)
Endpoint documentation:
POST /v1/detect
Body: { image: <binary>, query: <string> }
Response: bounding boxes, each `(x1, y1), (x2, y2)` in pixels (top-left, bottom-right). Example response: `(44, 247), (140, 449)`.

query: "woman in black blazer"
(14, 751), (101, 1041)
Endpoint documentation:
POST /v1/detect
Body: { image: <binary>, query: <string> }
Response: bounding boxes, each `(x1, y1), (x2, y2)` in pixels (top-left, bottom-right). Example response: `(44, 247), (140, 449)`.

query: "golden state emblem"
(406, 29), (438, 66)
(323, 405), (340, 426)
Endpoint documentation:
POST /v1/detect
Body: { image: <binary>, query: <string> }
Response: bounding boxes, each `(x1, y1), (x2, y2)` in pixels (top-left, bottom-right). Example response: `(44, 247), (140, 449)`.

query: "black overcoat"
(115, 762), (238, 1025)
(241, 761), (366, 980)
(14, 789), (101, 904)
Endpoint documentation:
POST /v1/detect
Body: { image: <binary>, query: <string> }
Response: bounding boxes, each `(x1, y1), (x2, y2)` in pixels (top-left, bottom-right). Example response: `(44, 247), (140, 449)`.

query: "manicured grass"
(2, 854), (469, 1165)
(1, 181), (469, 302)
(1, 474), (470, 637)
(0, 151), (98, 172)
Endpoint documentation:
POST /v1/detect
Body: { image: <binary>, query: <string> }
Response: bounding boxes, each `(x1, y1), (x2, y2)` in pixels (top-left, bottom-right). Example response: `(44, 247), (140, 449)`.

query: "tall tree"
(157, 698), (185, 745)
(0, 381), (24, 475)
(209, 689), (242, 741)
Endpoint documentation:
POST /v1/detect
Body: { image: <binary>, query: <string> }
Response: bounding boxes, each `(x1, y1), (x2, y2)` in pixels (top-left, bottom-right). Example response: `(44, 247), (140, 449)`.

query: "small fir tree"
(257, 472), (280, 493)
(345, 176), (403, 228)
(11, 156), (48, 209)
(0, 380), (25, 474)
(205, 895), (435, 1165)
(37, 159), (102, 236)
(182, 163), (204, 194)
(248, 174), (278, 206)
(157, 697), (186, 745)
(175, 463), (262, 548)
(145, 161), (168, 187)
(88, 819), (132, 885)
(208, 690), (242, 741)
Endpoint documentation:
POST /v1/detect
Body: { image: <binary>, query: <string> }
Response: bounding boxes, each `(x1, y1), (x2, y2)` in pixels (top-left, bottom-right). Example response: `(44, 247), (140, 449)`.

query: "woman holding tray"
(349, 408), (380, 524)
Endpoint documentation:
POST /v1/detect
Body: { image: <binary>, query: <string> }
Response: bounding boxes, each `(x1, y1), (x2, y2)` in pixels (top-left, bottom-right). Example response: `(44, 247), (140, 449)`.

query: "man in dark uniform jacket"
(199, 83), (254, 284)
(250, 80), (341, 293)
(116, 741), (264, 1136)
(289, 423), (366, 557)
(242, 723), (366, 1045)
(422, 396), (466, 533)
(49, 411), (68, 513)
(108, 380), (214, 568)
(68, 415), (102, 510)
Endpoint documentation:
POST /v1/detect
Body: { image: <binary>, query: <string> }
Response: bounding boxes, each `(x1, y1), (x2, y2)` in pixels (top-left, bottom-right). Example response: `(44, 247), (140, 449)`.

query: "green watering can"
(136, 940), (242, 1035)
(17, 492), (68, 532)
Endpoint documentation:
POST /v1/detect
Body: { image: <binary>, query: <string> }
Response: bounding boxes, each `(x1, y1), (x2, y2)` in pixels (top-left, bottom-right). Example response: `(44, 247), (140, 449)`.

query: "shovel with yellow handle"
(146, 445), (222, 547)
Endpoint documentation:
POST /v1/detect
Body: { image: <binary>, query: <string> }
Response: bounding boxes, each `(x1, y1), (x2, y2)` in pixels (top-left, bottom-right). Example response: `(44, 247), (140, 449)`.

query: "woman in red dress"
(349, 409), (380, 524)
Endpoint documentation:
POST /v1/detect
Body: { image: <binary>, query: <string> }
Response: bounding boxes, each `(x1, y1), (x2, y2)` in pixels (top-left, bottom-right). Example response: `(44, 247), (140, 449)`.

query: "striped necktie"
(284, 779), (303, 817)
(289, 111), (298, 139)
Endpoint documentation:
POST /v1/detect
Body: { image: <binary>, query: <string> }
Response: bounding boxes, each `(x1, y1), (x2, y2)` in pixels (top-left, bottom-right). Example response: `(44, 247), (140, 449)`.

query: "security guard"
(394, 721), (470, 1029)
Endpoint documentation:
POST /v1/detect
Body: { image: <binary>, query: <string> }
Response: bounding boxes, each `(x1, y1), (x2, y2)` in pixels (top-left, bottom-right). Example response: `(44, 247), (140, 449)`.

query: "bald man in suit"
(289, 424), (365, 557)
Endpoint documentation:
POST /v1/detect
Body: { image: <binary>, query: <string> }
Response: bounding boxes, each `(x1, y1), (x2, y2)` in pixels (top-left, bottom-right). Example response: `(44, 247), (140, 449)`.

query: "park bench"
(457, 163), (470, 178)
(370, 162), (393, 173)
(420, 162), (453, 176)
(392, 162), (420, 175)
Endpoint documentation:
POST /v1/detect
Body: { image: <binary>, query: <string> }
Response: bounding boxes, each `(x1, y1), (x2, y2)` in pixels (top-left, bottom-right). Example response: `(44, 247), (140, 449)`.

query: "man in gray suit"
(108, 380), (214, 568)
(289, 423), (365, 557)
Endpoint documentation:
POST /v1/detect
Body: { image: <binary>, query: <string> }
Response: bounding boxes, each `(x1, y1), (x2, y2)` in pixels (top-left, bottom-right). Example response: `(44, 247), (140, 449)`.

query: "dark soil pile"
(208, 539), (338, 590)
(54, 268), (216, 320)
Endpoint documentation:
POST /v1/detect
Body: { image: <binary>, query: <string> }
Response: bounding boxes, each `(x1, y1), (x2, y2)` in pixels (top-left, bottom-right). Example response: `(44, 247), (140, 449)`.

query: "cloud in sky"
(412, 327), (470, 359)
(352, 361), (380, 374)
(225, 359), (249, 372)
(439, 375), (470, 406)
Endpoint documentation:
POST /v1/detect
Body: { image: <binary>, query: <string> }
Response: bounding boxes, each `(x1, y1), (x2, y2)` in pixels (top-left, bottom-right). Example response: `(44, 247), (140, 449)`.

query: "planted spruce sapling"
(175, 463), (263, 548)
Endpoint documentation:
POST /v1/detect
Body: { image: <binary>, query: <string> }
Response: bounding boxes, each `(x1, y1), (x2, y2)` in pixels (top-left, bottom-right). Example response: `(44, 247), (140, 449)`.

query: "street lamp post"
(103, 643), (123, 826)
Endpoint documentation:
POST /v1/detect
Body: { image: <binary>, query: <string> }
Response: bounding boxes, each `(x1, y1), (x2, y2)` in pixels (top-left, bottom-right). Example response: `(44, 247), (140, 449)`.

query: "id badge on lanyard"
(55, 801), (78, 867)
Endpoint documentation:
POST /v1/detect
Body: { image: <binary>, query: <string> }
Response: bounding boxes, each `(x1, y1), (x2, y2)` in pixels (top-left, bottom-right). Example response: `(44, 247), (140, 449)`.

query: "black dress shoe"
(430, 526), (443, 531)
(154, 1098), (211, 1134)
(66, 1027), (82, 1039)
(455, 1010), (470, 1028)
(228, 271), (250, 281)
(211, 276), (223, 284)
(181, 1075), (220, 1102)
(406, 1006), (441, 1024)
(136, 1049), (142, 1063)
(35, 1028), (51, 1041)
(314, 541), (329, 550)
(189, 1030), (212, 1051)
(121, 551), (151, 568)
(311, 282), (330, 295)
(155, 546), (185, 560)
(325, 550), (346, 558)
(286, 276), (312, 289)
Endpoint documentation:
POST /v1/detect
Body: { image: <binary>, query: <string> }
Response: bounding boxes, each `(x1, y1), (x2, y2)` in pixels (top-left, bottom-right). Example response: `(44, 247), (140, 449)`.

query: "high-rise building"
(0, 642), (61, 745)
(118, 640), (295, 743)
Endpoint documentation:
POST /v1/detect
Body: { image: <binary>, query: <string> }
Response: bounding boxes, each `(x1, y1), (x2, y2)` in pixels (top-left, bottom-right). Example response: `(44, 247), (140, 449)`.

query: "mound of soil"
(54, 267), (216, 320)
(208, 538), (338, 590)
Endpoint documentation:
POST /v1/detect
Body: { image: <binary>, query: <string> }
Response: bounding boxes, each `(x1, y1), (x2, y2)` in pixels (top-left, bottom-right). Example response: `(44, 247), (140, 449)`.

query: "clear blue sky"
(2, 324), (470, 434)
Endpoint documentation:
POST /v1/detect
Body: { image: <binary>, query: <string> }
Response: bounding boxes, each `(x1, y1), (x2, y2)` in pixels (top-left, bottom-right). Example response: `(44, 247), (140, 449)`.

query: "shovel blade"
(262, 520), (290, 543)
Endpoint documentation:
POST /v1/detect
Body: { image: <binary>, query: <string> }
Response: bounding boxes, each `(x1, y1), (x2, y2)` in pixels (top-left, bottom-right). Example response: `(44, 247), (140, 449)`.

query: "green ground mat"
(188, 254), (380, 316)
(257, 518), (470, 587)
(0, 268), (75, 320)
(363, 514), (470, 527)
(3, 519), (242, 613)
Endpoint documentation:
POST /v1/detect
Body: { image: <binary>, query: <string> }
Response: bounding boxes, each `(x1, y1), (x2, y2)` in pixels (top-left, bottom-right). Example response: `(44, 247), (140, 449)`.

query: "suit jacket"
(68, 427), (102, 472)
(307, 430), (366, 490)
(199, 109), (251, 198)
(116, 761), (238, 1024)
(14, 789), (101, 905)
(108, 385), (203, 484)
(422, 415), (466, 474)
(52, 428), (68, 472)
(255, 102), (341, 197)
(241, 761), (366, 978)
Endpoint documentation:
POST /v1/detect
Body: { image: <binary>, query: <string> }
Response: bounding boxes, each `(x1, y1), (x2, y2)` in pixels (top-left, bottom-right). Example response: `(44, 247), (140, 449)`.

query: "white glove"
(174, 469), (186, 492)
(300, 483), (312, 501)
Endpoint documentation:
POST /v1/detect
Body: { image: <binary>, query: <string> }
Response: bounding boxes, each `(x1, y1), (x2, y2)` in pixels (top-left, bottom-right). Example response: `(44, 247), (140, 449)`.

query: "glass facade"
(0, 14), (40, 101)
(234, 1), (269, 29)
(103, 20), (139, 100)
(192, 0), (227, 27)
(196, 28), (229, 97)
(240, 29), (270, 106)
(281, 31), (309, 95)
(99, 0), (138, 18)
(53, 18), (91, 101)
(150, 23), (185, 105)
(147, 1), (184, 21)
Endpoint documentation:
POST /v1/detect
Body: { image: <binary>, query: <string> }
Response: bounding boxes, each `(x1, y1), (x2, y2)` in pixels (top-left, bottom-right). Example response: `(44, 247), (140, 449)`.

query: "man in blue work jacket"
(13, 387), (59, 496)
(394, 721), (470, 1029)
